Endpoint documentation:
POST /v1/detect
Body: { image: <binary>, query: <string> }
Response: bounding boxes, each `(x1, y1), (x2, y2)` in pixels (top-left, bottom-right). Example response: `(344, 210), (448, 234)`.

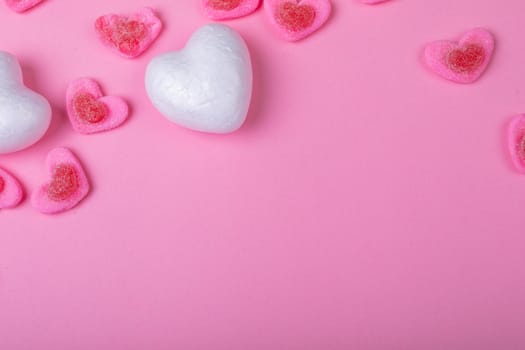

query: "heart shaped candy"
(0, 167), (23, 209)
(508, 114), (525, 174)
(424, 28), (495, 84)
(202, 0), (261, 20)
(5, 0), (44, 12)
(360, 0), (390, 3)
(66, 78), (129, 134)
(145, 24), (253, 133)
(264, 0), (332, 41)
(95, 7), (163, 59)
(32, 147), (90, 214)
(0, 51), (52, 154)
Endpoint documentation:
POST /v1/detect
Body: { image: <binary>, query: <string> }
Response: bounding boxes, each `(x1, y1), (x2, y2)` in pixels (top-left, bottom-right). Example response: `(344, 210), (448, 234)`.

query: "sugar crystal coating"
(96, 18), (147, 57)
(73, 93), (107, 124)
(276, 2), (316, 32)
(447, 44), (485, 74)
(32, 147), (90, 214)
(423, 28), (494, 84)
(264, 0), (331, 41)
(202, 0), (260, 20)
(66, 78), (129, 134)
(47, 164), (79, 202)
(208, 0), (242, 10)
(94, 8), (162, 59)
(519, 134), (525, 163)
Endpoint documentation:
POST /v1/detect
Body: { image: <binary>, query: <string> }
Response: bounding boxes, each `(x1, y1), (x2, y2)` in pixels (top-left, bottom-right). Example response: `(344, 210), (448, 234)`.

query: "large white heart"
(0, 51), (51, 154)
(145, 24), (253, 133)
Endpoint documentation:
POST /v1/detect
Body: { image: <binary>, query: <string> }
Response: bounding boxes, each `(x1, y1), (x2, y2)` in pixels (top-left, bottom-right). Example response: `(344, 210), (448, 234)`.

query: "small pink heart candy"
(32, 147), (90, 215)
(264, 0), (332, 42)
(202, 0), (261, 20)
(424, 28), (495, 84)
(508, 114), (525, 174)
(95, 7), (162, 59)
(66, 78), (129, 134)
(360, 0), (390, 3)
(5, 0), (44, 12)
(0, 167), (23, 209)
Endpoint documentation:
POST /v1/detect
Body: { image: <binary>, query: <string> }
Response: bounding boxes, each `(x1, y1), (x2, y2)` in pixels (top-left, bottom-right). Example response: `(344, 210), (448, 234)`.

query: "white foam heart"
(145, 24), (253, 133)
(0, 51), (51, 154)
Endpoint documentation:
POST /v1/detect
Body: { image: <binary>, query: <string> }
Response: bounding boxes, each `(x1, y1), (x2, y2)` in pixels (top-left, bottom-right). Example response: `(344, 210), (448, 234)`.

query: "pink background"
(1, 0), (525, 348)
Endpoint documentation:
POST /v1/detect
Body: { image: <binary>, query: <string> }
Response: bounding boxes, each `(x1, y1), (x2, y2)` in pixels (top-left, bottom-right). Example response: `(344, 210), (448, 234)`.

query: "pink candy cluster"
(1, 0), (523, 216)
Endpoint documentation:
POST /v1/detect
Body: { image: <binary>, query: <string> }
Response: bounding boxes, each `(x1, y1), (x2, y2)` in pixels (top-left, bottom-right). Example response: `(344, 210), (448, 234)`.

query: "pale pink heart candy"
(360, 0), (390, 3)
(264, 0), (332, 42)
(0, 167), (23, 209)
(95, 7), (163, 59)
(5, 0), (44, 12)
(424, 28), (495, 84)
(202, 0), (261, 20)
(508, 114), (525, 174)
(32, 147), (90, 215)
(66, 78), (129, 134)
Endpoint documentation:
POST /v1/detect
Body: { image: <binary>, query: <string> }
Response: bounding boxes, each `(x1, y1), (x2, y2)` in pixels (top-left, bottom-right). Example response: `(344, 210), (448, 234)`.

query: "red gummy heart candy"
(447, 44), (485, 74)
(276, 2), (316, 32)
(423, 28), (494, 84)
(264, 0), (331, 41)
(97, 19), (147, 56)
(73, 93), (108, 124)
(32, 147), (90, 214)
(95, 7), (162, 58)
(66, 78), (129, 134)
(47, 164), (80, 202)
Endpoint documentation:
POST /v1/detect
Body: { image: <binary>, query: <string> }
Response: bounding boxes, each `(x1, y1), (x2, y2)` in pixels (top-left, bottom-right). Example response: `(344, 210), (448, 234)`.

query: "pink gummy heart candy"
(508, 114), (525, 174)
(424, 28), (495, 84)
(202, 0), (261, 20)
(264, 0), (332, 42)
(5, 0), (44, 12)
(32, 147), (90, 214)
(95, 7), (162, 59)
(0, 167), (23, 209)
(66, 78), (129, 134)
(360, 0), (390, 3)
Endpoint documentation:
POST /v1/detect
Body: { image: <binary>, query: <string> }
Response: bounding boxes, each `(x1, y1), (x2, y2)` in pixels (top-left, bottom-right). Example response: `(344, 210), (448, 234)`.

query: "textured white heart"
(0, 51), (51, 154)
(145, 24), (253, 133)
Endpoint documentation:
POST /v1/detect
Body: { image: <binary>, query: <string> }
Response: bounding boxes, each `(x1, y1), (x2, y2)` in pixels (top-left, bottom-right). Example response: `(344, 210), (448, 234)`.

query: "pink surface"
(1, 0), (525, 348)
